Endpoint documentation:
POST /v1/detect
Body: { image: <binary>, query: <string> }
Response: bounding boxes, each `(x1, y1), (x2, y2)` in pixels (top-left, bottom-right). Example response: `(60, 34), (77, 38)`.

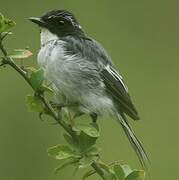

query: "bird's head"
(29, 9), (85, 38)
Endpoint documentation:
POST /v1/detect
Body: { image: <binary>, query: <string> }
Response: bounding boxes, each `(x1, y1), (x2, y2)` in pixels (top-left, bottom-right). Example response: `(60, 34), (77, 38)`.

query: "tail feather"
(117, 113), (149, 169)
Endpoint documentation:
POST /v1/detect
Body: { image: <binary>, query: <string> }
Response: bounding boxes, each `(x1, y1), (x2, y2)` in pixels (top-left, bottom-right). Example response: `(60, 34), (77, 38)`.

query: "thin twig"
(0, 32), (11, 41)
(0, 41), (8, 56)
(91, 162), (105, 180)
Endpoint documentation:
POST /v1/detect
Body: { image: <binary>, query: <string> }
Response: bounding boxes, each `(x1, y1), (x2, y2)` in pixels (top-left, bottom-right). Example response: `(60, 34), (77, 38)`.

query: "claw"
(90, 113), (98, 123)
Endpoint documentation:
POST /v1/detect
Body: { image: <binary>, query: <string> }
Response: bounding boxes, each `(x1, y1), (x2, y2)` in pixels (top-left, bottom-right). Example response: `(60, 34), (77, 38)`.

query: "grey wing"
(100, 64), (140, 120)
(62, 36), (139, 119)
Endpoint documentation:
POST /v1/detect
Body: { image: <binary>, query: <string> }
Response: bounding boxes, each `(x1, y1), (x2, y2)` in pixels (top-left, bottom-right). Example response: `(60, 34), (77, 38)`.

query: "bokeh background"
(0, 0), (178, 179)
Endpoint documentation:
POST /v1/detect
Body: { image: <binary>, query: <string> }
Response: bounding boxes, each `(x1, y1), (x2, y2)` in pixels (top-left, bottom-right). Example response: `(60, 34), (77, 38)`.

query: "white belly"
(38, 40), (114, 115)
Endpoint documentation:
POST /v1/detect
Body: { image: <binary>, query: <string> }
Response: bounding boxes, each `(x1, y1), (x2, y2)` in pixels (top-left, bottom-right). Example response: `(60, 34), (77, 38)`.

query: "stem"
(38, 94), (75, 136)
(91, 162), (105, 180)
(0, 38), (105, 179)
(6, 57), (32, 86)
(0, 32), (11, 41)
(0, 40), (8, 56)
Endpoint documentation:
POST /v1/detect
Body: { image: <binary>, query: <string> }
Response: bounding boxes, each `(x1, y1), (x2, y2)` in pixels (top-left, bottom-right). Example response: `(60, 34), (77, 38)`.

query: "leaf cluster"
(0, 13), (16, 34)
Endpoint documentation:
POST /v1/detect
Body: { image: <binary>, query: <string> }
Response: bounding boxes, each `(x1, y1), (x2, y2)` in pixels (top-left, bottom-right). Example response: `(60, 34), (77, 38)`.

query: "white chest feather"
(37, 29), (77, 96)
(38, 28), (67, 68)
(37, 29), (115, 115)
(40, 28), (59, 46)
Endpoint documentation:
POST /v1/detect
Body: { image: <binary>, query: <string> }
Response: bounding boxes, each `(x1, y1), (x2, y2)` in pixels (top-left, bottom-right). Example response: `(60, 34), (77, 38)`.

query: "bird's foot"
(50, 101), (78, 109)
(50, 101), (67, 110)
(90, 113), (98, 123)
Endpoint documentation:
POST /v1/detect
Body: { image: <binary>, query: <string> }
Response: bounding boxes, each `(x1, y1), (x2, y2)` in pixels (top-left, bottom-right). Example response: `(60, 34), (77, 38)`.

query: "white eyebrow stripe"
(105, 64), (128, 92)
(48, 15), (56, 19)
(64, 16), (76, 25)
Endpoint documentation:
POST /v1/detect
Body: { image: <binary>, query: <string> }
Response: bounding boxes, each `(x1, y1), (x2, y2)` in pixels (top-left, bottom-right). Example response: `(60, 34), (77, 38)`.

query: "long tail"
(117, 113), (149, 169)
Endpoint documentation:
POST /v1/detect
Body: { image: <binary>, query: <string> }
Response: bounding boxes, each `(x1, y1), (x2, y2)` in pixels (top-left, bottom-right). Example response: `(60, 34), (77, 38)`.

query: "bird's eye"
(59, 20), (65, 25)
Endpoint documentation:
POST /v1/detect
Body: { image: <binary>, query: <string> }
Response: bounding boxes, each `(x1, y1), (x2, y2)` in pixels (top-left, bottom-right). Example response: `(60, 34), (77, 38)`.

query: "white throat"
(40, 28), (59, 46)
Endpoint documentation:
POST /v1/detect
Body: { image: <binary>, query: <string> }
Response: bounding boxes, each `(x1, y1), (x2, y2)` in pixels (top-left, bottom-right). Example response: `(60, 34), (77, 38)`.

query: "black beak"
(28, 17), (46, 26)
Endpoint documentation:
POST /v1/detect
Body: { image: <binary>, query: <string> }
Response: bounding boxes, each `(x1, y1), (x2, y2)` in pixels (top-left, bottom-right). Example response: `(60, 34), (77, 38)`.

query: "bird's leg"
(50, 101), (78, 109)
(90, 113), (98, 123)
(50, 101), (67, 110)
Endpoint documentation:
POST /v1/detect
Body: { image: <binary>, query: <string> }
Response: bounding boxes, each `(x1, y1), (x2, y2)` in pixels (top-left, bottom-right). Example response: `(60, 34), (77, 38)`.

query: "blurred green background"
(0, 0), (178, 179)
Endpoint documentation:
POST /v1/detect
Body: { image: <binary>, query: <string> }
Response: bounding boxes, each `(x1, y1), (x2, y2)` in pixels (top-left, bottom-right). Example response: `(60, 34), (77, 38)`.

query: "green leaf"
(40, 85), (54, 95)
(64, 133), (99, 157)
(104, 170), (118, 180)
(3, 19), (16, 32)
(26, 66), (37, 72)
(48, 144), (80, 160)
(30, 68), (44, 90)
(73, 123), (100, 137)
(10, 49), (33, 59)
(79, 156), (98, 168)
(99, 162), (111, 173)
(77, 132), (97, 152)
(86, 146), (99, 156)
(97, 162), (118, 180)
(91, 122), (99, 131)
(63, 133), (79, 150)
(1, 31), (12, 37)
(0, 13), (5, 33)
(82, 170), (96, 180)
(0, 13), (16, 33)
(62, 107), (71, 121)
(26, 95), (44, 113)
(104, 173), (118, 180)
(54, 160), (78, 174)
(0, 13), (4, 22)
(113, 164), (125, 180)
(125, 170), (145, 180)
(122, 164), (133, 177)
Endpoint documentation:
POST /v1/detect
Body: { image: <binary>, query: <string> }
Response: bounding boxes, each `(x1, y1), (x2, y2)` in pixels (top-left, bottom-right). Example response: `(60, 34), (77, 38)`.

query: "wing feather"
(100, 65), (140, 120)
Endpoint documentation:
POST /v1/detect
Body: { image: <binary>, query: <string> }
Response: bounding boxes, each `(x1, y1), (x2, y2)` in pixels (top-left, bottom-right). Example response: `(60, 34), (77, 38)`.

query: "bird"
(29, 9), (149, 168)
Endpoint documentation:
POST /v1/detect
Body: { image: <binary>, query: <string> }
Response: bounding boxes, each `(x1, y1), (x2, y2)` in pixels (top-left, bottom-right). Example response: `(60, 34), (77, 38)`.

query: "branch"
(91, 163), (105, 179)
(0, 41), (8, 56)
(0, 36), (105, 179)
